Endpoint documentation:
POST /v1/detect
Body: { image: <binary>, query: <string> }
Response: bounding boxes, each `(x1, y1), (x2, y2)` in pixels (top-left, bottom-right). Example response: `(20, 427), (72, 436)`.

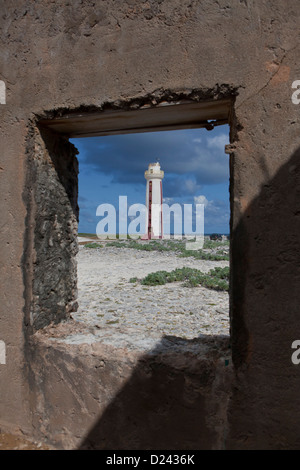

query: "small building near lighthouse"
(143, 162), (164, 239)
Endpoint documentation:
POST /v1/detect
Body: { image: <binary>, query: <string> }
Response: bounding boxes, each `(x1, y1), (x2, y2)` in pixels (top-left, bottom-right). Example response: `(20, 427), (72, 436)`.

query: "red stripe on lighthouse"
(160, 180), (163, 239)
(148, 181), (152, 239)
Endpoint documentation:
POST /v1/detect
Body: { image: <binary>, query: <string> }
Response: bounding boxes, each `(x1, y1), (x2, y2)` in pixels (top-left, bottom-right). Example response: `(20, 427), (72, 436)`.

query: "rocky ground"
(72, 239), (230, 351)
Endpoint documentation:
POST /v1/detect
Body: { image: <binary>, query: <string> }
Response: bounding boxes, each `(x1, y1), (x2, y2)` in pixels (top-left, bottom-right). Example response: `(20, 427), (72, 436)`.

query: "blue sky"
(70, 124), (230, 236)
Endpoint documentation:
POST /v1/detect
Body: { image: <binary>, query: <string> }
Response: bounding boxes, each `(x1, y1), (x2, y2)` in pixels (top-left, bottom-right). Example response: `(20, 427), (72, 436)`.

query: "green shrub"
(105, 238), (229, 261)
(106, 241), (126, 247)
(179, 249), (229, 261)
(141, 271), (169, 285)
(85, 243), (103, 248)
(140, 266), (229, 291)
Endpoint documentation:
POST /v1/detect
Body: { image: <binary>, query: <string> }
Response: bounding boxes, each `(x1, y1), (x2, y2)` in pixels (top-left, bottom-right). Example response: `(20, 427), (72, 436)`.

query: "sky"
(70, 124), (230, 236)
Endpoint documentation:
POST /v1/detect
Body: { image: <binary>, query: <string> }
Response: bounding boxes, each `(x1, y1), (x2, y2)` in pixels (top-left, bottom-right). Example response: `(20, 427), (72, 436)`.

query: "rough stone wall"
(0, 0), (300, 449)
(24, 127), (79, 331)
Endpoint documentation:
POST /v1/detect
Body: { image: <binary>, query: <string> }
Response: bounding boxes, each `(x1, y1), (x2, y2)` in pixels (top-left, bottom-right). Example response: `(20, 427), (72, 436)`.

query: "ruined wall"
(28, 326), (232, 450)
(25, 127), (78, 331)
(0, 0), (300, 449)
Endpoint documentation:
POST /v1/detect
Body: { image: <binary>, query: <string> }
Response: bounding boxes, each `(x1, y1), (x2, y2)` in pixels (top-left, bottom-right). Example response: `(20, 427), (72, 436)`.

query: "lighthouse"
(143, 162), (164, 239)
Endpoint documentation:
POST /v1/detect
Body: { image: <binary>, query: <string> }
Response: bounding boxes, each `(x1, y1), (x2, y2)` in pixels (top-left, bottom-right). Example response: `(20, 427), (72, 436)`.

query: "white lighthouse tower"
(143, 161), (164, 239)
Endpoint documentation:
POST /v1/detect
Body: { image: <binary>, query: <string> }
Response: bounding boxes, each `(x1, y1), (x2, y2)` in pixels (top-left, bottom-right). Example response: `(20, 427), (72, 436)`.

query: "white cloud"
(206, 133), (228, 152)
(184, 178), (198, 194)
(194, 195), (209, 207)
(193, 195), (230, 229)
(163, 197), (174, 204)
(73, 127), (230, 188)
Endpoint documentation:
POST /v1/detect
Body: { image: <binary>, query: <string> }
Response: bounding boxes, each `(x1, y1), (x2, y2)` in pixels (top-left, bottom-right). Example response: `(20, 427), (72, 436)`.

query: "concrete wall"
(28, 325), (232, 450)
(1, 0), (300, 449)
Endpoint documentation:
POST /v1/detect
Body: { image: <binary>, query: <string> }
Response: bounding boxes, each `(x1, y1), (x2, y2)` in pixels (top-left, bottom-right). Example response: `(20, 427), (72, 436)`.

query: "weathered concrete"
(0, 0), (300, 449)
(27, 128), (79, 330)
(28, 322), (232, 450)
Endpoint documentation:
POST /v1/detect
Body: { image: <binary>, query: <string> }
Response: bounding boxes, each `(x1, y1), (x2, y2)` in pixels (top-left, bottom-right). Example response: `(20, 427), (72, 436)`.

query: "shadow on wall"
(76, 145), (300, 450)
(78, 334), (231, 450)
(227, 145), (300, 449)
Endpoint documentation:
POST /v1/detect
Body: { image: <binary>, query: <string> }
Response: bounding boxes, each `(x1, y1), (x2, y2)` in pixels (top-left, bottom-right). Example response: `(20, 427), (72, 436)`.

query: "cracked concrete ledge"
(32, 318), (231, 362)
(27, 320), (232, 450)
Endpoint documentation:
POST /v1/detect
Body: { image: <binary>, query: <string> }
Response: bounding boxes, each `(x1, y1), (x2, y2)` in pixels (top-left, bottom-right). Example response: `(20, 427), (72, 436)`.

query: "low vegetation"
(84, 242), (103, 248)
(83, 237), (230, 290)
(131, 266), (229, 291)
(104, 238), (229, 261)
